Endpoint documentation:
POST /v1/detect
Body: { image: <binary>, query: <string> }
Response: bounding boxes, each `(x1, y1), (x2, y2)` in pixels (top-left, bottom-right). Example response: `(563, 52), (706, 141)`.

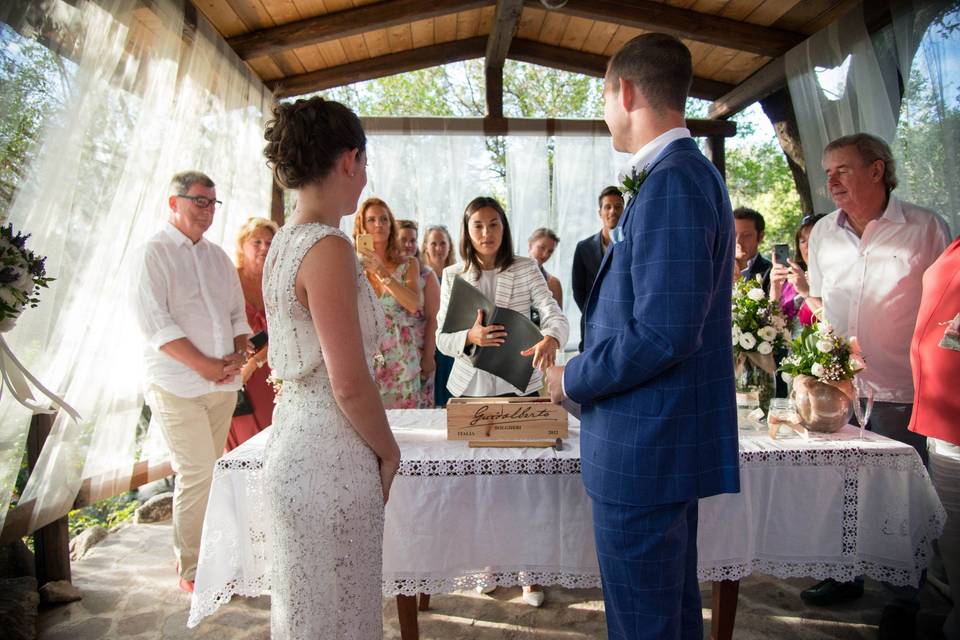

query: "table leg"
(710, 579), (739, 640)
(396, 594), (419, 640)
(418, 593), (431, 611)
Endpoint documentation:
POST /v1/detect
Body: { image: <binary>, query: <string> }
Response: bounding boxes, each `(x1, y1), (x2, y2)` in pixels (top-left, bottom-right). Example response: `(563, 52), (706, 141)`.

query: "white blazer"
(436, 257), (569, 396)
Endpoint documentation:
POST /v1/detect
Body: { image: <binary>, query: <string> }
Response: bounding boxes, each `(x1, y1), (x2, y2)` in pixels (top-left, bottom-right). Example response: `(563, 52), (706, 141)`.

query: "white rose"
(738, 332), (757, 350)
(747, 288), (765, 302)
(758, 326), (777, 342)
(811, 362), (825, 378)
(816, 339), (834, 353)
(757, 341), (773, 355)
(850, 354), (866, 371)
(781, 372), (793, 384)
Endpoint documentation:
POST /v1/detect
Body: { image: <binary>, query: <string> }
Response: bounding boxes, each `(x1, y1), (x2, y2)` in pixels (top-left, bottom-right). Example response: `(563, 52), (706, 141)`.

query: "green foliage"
(68, 492), (140, 538)
(726, 141), (803, 251)
(0, 24), (68, 218)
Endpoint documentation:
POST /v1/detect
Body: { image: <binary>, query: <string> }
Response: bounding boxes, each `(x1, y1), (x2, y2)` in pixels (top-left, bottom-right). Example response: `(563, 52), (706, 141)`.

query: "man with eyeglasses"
(131, 170), (251, 593)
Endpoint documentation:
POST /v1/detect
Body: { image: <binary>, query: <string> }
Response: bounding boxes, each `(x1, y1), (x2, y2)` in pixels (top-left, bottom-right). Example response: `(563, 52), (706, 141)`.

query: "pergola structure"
(1, 2), (927, 639)
(188, 0), (889, 219)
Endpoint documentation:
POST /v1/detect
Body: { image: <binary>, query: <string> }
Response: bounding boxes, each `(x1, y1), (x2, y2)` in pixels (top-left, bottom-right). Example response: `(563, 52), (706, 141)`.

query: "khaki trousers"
(145, 384), (236, 581)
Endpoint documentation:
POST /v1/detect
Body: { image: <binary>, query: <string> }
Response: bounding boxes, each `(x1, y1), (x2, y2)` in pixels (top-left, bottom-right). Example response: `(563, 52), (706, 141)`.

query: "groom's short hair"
(606, 33), (692, 114)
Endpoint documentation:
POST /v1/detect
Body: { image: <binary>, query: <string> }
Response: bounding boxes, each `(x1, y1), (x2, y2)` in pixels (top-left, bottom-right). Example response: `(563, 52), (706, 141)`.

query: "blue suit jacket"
(565, 137), (740, 507)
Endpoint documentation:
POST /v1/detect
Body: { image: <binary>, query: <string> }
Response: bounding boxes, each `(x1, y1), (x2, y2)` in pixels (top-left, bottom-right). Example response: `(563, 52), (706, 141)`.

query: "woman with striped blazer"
(436, 196), (569, 399)
(436, 197), (569, 607)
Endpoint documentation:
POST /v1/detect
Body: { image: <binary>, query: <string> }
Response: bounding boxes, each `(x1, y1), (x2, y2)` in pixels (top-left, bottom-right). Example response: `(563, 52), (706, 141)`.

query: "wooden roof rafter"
(537, 0), (807, 58)
(227, 0), (490, 61)
(485, 0), (525, 118)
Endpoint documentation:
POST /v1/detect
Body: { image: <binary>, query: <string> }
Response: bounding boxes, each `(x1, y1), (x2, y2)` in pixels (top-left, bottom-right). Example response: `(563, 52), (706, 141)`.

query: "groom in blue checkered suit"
(546, 33), (740, 640)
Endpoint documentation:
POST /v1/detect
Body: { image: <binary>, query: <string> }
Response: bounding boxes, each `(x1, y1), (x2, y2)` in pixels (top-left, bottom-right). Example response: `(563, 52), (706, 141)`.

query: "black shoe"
(878, 603), (917, 640)
(799, 578), (865, 606)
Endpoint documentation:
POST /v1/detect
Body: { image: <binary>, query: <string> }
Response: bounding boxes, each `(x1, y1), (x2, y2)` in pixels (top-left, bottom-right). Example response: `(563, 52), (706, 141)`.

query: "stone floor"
(38, 521), (951, 639)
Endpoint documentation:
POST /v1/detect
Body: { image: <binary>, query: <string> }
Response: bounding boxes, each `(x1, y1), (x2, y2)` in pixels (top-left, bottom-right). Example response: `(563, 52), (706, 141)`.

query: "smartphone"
(250, 330), (268, 350)
(773, 243), (790, 266)
(356, 233), (374, 253)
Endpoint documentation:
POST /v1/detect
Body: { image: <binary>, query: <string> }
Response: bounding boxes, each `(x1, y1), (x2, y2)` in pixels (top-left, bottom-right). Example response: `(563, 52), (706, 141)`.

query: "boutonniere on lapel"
(619, 165), (649, 202)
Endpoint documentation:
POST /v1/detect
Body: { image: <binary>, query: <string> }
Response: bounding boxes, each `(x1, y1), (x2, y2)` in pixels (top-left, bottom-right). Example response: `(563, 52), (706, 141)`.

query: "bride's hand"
(379, 455), (400, 504)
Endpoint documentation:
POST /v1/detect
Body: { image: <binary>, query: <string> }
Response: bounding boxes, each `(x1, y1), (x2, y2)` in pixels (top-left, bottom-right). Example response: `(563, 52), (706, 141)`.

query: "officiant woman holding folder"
(435, 195), (569, 606)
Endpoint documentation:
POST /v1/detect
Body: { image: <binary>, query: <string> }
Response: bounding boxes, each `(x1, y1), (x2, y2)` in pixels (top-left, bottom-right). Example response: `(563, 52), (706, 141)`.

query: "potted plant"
(780, 321), (865, 433)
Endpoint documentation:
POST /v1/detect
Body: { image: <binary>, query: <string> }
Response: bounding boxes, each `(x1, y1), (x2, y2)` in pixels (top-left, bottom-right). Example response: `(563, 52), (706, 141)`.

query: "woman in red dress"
(226, 217), (279, 451)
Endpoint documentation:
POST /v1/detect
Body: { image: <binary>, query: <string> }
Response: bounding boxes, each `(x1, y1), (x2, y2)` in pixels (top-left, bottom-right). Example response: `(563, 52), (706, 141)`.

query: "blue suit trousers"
(591, 498), (702, 640)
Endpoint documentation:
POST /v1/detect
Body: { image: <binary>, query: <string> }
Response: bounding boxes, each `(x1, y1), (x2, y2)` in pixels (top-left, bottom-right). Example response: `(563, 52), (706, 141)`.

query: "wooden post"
(396, 594), (419, 639)
(710, 579), (739, 640)
(706, 135), (726, 183)
(27, 413), (72, 586)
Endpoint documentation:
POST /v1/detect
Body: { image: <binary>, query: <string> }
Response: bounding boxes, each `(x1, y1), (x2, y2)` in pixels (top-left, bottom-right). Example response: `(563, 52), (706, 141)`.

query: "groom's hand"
(545, 365), (565, 405)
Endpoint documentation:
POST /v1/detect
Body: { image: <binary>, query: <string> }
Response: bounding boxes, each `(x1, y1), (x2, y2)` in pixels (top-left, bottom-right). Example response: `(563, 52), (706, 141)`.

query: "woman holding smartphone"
(353, 198), (423, 408)
(770, 214), (825, 328)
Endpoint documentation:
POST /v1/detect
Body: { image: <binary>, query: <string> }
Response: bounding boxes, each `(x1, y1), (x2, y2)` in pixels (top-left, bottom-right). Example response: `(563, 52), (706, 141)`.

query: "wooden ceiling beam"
(507, 39), (735, 102)
(268, 37), (488, 98)
(485, 0), (525, 117)
(227, 0), (490, 61)
(361, 115), (737, 138)
(537, 0), (806, 58)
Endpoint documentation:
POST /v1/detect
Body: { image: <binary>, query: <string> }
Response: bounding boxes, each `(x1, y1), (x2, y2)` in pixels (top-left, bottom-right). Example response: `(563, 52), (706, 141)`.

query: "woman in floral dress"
(353, 199), (422, 408)
(397, 219), (440, 407)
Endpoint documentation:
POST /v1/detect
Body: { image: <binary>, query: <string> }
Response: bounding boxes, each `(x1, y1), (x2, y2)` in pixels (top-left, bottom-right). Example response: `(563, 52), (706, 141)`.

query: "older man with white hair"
(800, 133), (950, 637)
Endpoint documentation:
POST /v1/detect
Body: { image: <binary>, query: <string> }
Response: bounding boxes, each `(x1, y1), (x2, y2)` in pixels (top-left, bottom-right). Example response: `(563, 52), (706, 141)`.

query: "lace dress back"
(262, 223), (385, 640)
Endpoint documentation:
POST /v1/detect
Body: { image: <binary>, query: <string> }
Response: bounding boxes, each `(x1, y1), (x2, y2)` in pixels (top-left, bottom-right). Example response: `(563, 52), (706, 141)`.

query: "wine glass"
(851, 376), (875, 439)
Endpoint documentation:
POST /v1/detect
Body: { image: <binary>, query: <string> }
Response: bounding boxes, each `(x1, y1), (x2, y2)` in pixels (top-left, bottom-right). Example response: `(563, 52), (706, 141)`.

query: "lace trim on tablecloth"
(216, 443), (921, 479)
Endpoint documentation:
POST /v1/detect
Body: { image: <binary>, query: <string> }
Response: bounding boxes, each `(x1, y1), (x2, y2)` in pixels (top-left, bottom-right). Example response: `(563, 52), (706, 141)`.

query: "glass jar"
(767, 398), (801, 439)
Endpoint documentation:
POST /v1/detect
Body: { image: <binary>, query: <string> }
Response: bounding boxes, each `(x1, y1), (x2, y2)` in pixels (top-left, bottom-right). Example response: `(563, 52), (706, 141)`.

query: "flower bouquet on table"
(780, 321), (865, 433)
(731, 276), (789, 422)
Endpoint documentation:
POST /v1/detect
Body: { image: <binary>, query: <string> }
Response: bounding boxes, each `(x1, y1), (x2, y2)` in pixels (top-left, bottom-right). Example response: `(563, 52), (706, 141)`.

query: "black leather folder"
(441, 276), (544, 391)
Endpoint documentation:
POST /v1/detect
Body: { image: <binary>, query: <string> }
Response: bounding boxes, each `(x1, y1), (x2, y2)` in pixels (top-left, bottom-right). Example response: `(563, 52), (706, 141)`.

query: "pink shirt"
(808, 196), (950, 402)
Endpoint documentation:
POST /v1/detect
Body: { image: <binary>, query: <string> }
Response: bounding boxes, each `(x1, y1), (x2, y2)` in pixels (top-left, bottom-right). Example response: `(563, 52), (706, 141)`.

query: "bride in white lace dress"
(261, 97), (401, 639)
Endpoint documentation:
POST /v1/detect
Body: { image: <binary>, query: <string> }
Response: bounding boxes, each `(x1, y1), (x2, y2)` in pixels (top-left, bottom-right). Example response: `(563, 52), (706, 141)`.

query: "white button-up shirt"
(616, 126), (692, 186)
(808, 196), (950, 402)
(132, 223), (251, 398)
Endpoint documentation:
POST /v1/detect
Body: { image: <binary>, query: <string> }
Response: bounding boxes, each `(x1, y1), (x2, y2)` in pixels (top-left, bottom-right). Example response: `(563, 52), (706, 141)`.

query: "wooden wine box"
(446, 397), (568, 440)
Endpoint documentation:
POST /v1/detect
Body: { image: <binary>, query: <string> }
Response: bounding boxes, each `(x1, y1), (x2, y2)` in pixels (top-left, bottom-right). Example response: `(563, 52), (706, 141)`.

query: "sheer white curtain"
(891, 1), (959, 232)
(786, 0), (958, 228)
(342, 134), (499, 252)
(785, 2), (900, 212)
(505, 135), (550, 254)
(554, 137), (631, 351)
(0, 0), (272, 532)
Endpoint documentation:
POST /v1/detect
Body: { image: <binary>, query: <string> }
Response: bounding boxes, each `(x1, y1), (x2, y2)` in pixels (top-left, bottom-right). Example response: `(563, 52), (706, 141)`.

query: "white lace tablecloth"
(188, 409), (945, 627)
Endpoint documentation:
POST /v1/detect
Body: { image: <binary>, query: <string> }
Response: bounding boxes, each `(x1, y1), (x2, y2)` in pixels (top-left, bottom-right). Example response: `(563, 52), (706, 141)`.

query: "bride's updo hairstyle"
(263, 96), (366, 189)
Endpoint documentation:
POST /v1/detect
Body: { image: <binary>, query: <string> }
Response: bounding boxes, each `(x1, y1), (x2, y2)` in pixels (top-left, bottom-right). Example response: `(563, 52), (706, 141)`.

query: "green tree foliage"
(0, 24), (68, 217)
(727, 141), (803, 251)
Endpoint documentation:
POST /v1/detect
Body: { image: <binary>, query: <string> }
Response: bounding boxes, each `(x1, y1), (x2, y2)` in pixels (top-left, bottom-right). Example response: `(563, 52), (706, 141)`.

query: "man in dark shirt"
(571, 186), (624, 351)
